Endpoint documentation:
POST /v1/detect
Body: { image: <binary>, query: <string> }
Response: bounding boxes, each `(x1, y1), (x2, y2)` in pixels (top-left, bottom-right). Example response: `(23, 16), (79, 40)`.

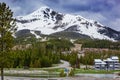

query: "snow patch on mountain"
(16, 6), (119, 41)
(30, 30), (41, 38)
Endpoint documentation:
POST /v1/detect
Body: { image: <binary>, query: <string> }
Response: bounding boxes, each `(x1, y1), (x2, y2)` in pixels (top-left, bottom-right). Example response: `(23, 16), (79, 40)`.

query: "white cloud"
(109, 18), (120, 31)
(74, 11), (107, 22)
(11, 6), (21, 16)
(0, 0), (120, 31)
(60, 0), (89, 5)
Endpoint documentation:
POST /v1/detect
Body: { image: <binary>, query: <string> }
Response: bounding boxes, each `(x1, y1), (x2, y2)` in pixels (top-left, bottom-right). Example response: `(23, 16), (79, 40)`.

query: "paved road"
(58, 60), (70, 68)
(1, 76), (120, 80)
(51, 60), (70, 68)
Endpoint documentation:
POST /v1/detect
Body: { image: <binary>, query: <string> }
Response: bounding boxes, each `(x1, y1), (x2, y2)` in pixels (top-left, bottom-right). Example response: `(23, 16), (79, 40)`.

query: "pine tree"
(0, 2), (16, 80)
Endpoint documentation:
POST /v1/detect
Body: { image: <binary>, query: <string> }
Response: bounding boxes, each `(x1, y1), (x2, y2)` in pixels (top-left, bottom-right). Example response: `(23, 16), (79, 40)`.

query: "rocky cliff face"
(15, 6), (120, 41)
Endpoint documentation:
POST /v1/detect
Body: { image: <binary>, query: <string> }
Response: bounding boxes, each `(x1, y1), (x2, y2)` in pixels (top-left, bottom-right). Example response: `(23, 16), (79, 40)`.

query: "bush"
(60, 70), (66, 77)
(69, 69), (74, 76)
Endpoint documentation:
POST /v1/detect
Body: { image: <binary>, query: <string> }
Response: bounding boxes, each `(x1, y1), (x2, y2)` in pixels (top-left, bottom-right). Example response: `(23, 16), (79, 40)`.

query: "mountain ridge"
(15, 6), (120, 41)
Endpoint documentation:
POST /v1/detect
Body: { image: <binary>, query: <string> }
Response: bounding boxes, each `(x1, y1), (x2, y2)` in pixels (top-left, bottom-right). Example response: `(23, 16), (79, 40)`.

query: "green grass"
(2, 68), (120, 78)
(4, 68), (63, 73)
(30, 68), (63, 72)
(3, 68), (63, 78)
(4, 73), (60, 78)
(75, 68), (120, 74)
(4, 68), (57, 70)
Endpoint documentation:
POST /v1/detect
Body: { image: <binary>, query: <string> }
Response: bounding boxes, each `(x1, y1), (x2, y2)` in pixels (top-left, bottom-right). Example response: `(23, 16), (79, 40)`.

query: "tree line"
(75, 39), (120, 50)
(9, 38), (74, 68)
(60, 50), (120, 69)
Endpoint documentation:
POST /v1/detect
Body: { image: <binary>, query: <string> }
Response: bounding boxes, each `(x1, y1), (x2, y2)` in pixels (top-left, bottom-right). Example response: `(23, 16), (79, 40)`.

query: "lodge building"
(94, 56), (120, 70)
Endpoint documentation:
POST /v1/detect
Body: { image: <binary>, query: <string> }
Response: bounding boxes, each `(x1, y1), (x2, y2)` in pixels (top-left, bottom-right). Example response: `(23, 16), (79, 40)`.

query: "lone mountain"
(15, 6), (120, 41)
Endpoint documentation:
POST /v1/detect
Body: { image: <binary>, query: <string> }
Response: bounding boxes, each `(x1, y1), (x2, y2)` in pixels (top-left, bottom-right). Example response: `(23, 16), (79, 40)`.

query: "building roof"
(104, 57), (119, 62)
(94, 59), (106, 64)
(94, 59), (102, 62)
(94, 56), (119, 65)
(111, 56), (119, 60)
(106, 58), (113, 62)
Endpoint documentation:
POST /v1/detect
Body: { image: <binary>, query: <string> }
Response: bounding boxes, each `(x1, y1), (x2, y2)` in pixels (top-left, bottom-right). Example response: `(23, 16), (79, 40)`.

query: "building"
(94, 56), (120, 70)
(104, 56), (120, 70)
(94, 59), (106, 70)
(111, 56), (120, 70)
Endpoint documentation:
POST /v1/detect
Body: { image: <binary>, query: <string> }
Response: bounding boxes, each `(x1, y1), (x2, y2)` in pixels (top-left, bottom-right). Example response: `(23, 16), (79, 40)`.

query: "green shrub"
(60, 70), (66, 77)
(69, 69), (75, 76)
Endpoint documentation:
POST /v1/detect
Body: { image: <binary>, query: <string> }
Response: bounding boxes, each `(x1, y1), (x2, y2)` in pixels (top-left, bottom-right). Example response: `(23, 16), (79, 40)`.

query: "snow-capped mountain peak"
(16, 6), (120, 41)
(17, 6), (51, 19)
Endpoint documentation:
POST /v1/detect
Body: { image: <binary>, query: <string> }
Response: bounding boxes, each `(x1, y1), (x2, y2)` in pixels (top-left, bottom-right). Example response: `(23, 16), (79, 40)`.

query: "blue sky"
(1, 0), (120, 31)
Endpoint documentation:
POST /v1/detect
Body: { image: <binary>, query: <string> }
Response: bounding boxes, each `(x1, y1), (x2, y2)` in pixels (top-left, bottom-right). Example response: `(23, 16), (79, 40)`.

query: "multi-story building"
(94, 59), (106, 70)
(111, 56), (120, 70)
(94, 56), (120, 70)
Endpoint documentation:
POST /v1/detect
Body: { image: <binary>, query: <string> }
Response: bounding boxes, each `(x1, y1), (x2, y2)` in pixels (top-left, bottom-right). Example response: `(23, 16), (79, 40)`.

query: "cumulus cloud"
(109, 18), (120, 30)
(75, 11), (107, 22)
(0, 0), (120, 31)
(0, 0), (45, 16)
